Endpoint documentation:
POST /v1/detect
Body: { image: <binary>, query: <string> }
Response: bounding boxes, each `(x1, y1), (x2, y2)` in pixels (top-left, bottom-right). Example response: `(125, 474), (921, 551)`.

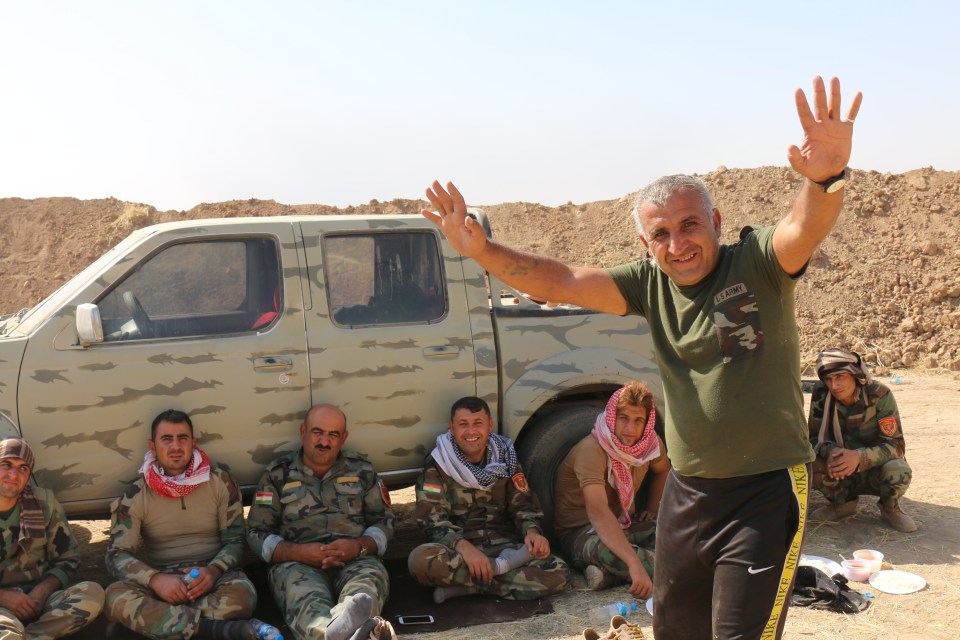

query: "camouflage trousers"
(104, 568), (256, 640)
(0, 581), (104, 640)
(558, 519), (656, 579)
(407, 541), (569, 600)
(812, 457), (912, 508)
(267, 558), (389, 640)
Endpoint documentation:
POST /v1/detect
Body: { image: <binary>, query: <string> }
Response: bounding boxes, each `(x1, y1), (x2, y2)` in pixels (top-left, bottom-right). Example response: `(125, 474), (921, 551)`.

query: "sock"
(432, 585), (478, 604)
(325, 593), (373, 640)
(197, 618), (258, 640)
(493, 546), (534, 575)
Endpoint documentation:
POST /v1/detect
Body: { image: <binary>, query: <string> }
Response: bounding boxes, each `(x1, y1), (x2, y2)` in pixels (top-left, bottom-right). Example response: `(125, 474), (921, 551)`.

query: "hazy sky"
(2, 1), (957, 211)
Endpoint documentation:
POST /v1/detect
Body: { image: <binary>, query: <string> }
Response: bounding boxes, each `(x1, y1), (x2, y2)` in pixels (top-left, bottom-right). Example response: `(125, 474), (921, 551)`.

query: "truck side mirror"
(76, 303), (105, 346)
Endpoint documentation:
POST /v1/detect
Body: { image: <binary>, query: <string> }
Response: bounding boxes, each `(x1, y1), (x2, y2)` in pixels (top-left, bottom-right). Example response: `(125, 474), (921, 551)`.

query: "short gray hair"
(631, 175), (715, 237)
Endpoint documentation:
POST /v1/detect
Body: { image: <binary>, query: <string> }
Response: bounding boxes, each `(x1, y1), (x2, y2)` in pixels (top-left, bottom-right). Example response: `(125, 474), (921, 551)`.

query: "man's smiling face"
(637, 189), (722, 287)
(449, 407), (493, 464)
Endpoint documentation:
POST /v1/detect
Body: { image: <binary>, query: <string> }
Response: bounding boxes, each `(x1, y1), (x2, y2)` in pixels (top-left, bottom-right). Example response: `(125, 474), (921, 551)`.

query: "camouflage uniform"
(0, 486), (104, 640)
(559, 521), (655, 581)
(408, 458), (569, 600)
(246, 449), (394, 640)
(808, 380), (912, 508)
(104, 466), (256, 640)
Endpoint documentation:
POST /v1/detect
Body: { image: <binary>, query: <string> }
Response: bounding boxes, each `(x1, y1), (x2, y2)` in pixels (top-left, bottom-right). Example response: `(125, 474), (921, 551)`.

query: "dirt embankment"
(2, 166), (959, 374)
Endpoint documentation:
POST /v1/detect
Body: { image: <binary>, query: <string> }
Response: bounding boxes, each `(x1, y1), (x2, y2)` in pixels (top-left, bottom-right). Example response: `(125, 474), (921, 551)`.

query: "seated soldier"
(105, 409), (266, 640)
(247, 404), (397, 640)
(408, 396), (569, 602)
(0, 438), (105, 640)
(808, 348), (917, 532)
(554, 382), (670, 598)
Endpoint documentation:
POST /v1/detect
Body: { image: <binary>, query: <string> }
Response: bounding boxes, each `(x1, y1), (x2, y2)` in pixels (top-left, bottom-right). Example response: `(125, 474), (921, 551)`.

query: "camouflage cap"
(0, 438), (35, 469)
(816, 348), (870, 386)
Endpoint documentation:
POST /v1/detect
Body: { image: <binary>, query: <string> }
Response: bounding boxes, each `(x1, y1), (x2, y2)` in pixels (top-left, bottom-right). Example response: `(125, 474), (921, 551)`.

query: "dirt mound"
(2, 167), (959, 372)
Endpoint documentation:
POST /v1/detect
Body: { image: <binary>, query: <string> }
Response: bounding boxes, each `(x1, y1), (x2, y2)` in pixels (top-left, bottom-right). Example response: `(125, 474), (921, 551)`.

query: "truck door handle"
(254, 356), (294, 371)
(422, 346), (459, 358)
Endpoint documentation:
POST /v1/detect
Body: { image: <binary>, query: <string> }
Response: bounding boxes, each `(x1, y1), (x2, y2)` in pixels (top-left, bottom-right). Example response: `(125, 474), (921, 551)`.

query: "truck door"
(17, 224), (310, 513)
(301, 220), (477, 484)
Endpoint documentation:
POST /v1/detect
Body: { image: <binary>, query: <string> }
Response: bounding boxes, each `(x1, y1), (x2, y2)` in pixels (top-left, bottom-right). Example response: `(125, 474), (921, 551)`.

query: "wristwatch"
(357, 540), (369, 557)
(812, 168), (848, 193)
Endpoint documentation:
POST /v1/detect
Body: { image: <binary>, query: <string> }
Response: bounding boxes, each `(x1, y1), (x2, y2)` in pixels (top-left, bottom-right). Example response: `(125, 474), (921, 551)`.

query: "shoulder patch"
(422, 481), (442, 496)
(378, 478), (391, 507)
(879, 417), (898, 436)
(512, 472), (529, 493)
(254, 492), (273, 506)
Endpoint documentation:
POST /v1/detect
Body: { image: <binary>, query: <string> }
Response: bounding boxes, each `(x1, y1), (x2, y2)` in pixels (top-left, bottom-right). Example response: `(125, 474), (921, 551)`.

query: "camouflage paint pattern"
(808, 380), (912, 506)
(558, 521), (656, 579)
(0, 212), (661, 516)
(409, 458), (569, 599)
(0, 581), (105, 640)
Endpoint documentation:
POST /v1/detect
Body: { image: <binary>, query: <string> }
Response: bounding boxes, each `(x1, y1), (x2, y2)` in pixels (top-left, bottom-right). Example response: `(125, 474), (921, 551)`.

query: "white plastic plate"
(799, 554), (843, 577)
(868, 569), (926, 594)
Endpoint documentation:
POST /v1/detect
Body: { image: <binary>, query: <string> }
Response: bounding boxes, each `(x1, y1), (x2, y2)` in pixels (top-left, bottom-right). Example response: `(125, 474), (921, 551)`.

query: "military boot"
(810, 500), (858, 522)
(584, 565), (620, 591)
(880, 502), (918, 532)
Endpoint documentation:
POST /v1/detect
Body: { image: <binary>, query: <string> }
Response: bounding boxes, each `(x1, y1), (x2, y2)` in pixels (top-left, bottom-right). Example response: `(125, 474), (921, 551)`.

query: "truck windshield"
(9, 233), (147, 337)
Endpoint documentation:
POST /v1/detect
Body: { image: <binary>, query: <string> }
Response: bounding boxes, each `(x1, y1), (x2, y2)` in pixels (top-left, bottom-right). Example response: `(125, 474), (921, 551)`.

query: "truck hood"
(0, 335), (27, 432)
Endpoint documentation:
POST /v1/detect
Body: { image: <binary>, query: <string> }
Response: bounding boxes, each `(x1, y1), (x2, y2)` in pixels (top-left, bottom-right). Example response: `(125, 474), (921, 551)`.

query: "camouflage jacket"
(415, 456), (543, 549)
(0, 486), (78, 590)
(105, 465), (246, 587)
(246, 448), (395, 562)
(807, 380), (906, 471)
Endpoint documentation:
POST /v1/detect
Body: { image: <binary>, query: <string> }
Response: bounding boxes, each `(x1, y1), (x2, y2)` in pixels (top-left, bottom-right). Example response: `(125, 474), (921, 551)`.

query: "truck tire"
(515, 405), (601, 539)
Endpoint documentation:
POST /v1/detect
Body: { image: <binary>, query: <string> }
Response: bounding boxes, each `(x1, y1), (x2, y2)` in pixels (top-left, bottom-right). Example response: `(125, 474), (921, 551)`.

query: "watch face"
(825, 178), (847, 193)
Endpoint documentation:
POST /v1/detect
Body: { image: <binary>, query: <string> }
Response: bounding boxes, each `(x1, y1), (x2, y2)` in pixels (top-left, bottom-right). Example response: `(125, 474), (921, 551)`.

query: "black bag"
(791, 566), (870, 613)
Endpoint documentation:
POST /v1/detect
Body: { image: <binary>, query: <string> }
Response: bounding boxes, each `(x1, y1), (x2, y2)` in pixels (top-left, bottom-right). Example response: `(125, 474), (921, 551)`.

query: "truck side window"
(325, 232), (445, 327)
(97, 238), (281, 342)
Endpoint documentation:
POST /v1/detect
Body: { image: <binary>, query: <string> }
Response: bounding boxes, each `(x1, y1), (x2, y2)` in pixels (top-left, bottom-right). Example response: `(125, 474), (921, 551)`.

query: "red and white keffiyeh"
(140, 447), (212, 498)
(591, 388), (660, 529)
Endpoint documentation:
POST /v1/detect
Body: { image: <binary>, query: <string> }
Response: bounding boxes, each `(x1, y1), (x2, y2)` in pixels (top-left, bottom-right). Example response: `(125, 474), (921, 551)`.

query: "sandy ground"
(69, 370), (959, 640)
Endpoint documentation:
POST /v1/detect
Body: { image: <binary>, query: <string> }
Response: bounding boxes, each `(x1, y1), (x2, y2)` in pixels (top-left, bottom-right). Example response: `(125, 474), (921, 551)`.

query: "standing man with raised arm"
(421, 77), (862, 640)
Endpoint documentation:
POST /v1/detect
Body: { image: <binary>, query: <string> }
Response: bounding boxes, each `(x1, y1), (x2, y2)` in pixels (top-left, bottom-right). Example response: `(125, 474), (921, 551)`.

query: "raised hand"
(788, 76), (863, 182)
(421, 181), (488, 258)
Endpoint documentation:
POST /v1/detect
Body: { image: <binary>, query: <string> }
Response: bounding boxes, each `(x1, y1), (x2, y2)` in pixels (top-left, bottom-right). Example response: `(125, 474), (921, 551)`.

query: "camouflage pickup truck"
(0, 212), (661, 520)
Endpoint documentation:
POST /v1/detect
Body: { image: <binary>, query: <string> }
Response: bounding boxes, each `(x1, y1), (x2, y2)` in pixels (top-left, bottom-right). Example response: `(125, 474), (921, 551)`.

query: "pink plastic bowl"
(853, 549), (883, 574)
(841, 559), (873, 582)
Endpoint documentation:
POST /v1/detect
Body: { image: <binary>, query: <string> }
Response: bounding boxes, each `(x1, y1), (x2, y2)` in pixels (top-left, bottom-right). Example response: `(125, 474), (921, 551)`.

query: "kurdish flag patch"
(422, 482), (442, 495)
(255, 492), (273, 505)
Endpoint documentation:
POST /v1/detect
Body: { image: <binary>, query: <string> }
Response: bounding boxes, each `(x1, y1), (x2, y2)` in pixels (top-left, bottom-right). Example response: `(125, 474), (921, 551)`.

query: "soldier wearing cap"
(0, 437), (105, 639)
(407, 396), (569, 603)
(246, 404), (397, 640)
(807, 348), (917, 532)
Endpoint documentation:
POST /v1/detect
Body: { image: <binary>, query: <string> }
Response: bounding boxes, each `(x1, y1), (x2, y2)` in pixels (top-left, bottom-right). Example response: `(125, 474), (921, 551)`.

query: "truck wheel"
(515, 405), (600, 539)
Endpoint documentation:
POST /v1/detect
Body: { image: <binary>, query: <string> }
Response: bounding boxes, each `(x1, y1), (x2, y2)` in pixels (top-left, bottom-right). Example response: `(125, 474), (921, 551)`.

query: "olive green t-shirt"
(608, 224), (814, 478)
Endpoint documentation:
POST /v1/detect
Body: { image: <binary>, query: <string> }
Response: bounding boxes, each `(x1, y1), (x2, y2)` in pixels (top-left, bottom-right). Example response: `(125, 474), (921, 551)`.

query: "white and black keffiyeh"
(430, 432), (519, 490)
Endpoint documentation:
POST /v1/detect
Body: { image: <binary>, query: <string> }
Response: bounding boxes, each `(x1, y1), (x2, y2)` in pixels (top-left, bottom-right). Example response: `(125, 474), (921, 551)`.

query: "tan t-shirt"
(553, 433), (666, 540)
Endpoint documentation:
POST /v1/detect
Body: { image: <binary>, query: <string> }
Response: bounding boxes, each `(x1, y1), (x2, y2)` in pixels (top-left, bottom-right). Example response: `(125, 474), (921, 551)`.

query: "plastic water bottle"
(588, 600), (638, 627)
(181, 568), (200, 585)
(250, 618), (284, 640)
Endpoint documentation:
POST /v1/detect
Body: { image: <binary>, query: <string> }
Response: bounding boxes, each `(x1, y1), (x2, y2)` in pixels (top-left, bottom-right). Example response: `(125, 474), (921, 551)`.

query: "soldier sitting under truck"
(553, 382), (670, 599)
(808, 348), (917, 532)
(407, 396), (569, 603)
(247, 404), (397, 640)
